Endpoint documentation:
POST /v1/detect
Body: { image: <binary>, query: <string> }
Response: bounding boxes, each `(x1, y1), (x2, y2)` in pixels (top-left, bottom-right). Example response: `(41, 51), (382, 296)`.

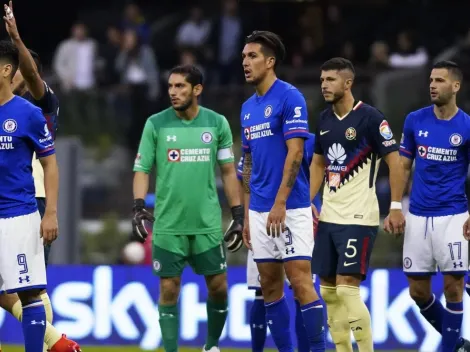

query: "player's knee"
(320, 285), (338, 306)
(408, 284), (432, 305)
(443, 276), (465, 302)
(206, 273), (228, 301)
(259, 275), (283, 301)
(159, 277), (181, 305)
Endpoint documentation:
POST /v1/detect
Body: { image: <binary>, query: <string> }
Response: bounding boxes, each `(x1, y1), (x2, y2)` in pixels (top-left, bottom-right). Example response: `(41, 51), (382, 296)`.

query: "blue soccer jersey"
(237, 132), (322, 211)
(400, 106), (470, 216)
(241, 80), (311, 212)
(0, 96), (55, 218)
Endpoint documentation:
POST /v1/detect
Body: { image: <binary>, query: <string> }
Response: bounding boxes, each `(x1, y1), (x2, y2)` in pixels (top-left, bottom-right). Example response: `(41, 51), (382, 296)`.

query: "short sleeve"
(368, 109), (399, 157)
(27, 108), (55, 158)
(236, 154), (244, 181)
(133, 119), (157, 173)
(282, 89), (310, 140)
(218, 116), (233, 149)
(399, 113), (416, 159)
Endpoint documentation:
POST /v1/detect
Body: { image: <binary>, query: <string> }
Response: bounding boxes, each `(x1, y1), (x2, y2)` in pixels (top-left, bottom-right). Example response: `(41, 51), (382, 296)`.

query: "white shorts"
(250, 207), (314, 262)
(0, 211), (47, 293)
(403, 212), (469, 274)
(246, 249), (316, 290)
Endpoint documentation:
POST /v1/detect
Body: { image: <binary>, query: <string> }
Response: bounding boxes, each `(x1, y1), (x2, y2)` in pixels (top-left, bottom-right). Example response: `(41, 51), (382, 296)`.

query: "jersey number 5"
(345, 239), (357, 259)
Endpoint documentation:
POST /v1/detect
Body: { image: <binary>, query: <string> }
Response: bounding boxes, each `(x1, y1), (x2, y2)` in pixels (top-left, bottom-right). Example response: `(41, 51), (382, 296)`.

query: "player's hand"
(463, 217), (470, 240)
(40, 211), (58, 245)
(387, 209), (405, 236)
(3, 1), (20, 41)
(132, 198), (155, 243)
(267, 201), (286, 237)
(242, 218), (251, 250)
(383, 215), (392, 233)
(224, 205), (244, 252)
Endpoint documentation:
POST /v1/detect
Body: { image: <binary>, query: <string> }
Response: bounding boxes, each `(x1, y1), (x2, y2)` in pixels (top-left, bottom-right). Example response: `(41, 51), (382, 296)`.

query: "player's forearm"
(275, 148), (303, 204)
(221, 165), (241, 208)
(133, 172), (150, 200)
(12, 37), (44, 98)
(42, 160), (59, 215)
(386, 153), (405, 202)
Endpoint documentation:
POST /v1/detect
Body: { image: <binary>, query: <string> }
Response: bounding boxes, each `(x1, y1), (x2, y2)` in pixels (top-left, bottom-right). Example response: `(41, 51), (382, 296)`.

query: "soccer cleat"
(455, 337), (470, 352)
(202, 345), (220, 352)
(50, 334), (82, 352)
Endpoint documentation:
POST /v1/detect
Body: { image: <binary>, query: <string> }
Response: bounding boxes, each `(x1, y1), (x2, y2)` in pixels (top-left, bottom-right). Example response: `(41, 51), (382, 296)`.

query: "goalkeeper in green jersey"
(132, 64), (244, 352)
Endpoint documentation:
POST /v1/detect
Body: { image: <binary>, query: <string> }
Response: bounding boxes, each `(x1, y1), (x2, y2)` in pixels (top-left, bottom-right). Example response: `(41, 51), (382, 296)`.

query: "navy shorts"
(36, 197), (51, 267)
(311, 221), (378, 280)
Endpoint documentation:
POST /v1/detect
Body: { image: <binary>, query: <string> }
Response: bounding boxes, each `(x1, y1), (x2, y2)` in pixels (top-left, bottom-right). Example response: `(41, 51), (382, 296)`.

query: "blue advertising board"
(0, 266), (469, 351)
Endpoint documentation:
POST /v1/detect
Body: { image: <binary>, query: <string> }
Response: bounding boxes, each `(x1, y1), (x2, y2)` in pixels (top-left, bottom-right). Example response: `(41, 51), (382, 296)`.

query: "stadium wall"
(0, 266), (469, 351)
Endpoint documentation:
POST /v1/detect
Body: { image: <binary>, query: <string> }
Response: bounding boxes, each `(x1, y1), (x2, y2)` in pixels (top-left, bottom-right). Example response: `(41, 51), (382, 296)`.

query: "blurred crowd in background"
(22, 0), (470, 267)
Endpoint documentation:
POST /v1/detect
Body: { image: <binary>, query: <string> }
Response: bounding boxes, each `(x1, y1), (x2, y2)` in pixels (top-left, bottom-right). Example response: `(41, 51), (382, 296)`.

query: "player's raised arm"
(4, 1), (45, 99)
(132, 119), (156, 242)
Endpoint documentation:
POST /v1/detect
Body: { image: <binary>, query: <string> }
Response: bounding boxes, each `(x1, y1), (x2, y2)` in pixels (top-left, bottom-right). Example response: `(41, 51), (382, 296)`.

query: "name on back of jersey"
(244, 122), (274, 141)
(167, 148), (211, 162)
(417, 145), (457, 162)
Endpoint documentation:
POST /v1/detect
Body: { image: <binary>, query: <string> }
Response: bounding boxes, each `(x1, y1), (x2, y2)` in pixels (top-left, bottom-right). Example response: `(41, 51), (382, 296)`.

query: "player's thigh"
(152, 234), (188, 277)
(311, 221), (338, 279)
(403, 212), (436, 275)
(249, 210), (282, 262)
(0, 211), (46, 293)
(36, 197), (51, 267)
(332, 224), (378, 279)
(246, 249), (262, 290)
(274, 207), (314, 261)
(434, 212), (469, 275)
(188, 233), (227, 276)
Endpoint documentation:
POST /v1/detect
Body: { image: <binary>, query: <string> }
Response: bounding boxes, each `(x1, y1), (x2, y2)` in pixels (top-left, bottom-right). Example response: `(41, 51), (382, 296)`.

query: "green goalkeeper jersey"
(133, 106), (234, 235)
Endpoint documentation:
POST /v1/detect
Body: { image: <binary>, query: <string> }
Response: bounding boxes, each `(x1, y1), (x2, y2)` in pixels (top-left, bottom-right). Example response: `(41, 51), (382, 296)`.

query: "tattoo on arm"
(242, 153), (252, 194)
(286, 159), (301, 188)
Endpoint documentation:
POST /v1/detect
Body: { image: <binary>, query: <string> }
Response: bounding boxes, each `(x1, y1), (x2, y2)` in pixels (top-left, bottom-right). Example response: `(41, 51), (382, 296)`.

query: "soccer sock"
(265, 296), (293, 352)
(300, 300), (326, 352)
(40, 293), (53, 324)
(250, 292), (267, 352)
(336, 285), (373, 352)
(416, 294), (443, 333)
(441, 301), (463, 352)
(158, 304), (179, 352)
(320, 286), (353, 352)
(205, 298), (228, 350)
(22, 301), (46, 352)
(294, 300), (310, 352)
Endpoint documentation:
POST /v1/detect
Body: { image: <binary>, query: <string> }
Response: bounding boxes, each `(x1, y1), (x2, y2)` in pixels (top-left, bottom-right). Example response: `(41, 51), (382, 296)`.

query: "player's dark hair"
(0, 40), (19, 78)
(245, 30), (286, 69)
(433, 60), (463, 82)
(320, 57), (356, 76)
(169, 64), (203, 87)
(28, 49), (42, 74)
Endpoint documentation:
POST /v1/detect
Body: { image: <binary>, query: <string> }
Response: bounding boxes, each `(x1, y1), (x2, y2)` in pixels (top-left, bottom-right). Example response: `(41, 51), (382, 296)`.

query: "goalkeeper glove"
(132, 198), (155, 243)
(224, 205), (244, 252)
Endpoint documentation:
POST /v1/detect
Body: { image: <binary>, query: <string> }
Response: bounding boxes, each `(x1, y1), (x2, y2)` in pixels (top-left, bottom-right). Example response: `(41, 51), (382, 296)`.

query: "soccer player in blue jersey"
(0, 39), (59, 352)
(386, 61), (470, 352)
(0, 4), (81, 352)
(240, 30), (325, 352)
(310, 57), (405, 352)
(238, 132), (322, 352)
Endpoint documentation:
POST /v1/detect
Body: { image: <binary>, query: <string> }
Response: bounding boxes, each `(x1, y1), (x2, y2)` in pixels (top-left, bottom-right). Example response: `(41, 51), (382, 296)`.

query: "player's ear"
(266, 56), (275, 69)
(193, 83), (203, 97)
(344, 78), (353, 90)
(1, 63), (12, 79)
(453, 80), (461, 94)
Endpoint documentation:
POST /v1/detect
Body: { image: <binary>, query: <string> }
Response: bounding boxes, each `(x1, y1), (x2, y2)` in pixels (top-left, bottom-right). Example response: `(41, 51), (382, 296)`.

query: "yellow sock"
(44, 321), (62, 349)
(320, 285), (353, 352)
(11, 299), (22, 320)
(336, 285), (374, 352)
(41, 292), (53, 324)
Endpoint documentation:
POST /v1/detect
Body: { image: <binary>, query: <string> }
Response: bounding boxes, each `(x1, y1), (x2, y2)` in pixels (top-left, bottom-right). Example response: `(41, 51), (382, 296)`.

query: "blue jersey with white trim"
(241, 80), (311, 212)
(400, 106), (470, 217)
(237, 132), (322, 212)
(0, 96), (55, 218)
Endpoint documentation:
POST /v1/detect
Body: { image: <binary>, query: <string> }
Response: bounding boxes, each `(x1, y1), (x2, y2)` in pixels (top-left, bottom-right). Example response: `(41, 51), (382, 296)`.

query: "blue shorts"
(311, 221), (378, 280)
(36, 197), (51, 267)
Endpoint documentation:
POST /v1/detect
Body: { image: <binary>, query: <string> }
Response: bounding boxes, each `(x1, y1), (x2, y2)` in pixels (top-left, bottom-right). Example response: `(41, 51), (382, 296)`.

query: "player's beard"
(432, 90), (452, 107)
(326, 91), (344, 104)
(173, 96), (193, 111)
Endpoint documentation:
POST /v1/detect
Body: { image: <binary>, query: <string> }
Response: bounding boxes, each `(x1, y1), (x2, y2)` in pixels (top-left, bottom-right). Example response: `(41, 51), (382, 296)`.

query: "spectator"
(176, 6), (211, 49)
(97, 26), (122, 87)
(122, 3), (150, 43)
(389, 30), (428, 68)
(369, 40), (390, 72)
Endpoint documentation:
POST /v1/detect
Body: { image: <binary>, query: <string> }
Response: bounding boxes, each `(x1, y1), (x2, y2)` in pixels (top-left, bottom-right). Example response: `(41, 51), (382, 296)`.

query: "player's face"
(168, 73), (202, 111)
(11, 69), (25, 95)
(242, 43), (275, 85)
(429, 68), (460, 106)
(320, 70), (348, 103)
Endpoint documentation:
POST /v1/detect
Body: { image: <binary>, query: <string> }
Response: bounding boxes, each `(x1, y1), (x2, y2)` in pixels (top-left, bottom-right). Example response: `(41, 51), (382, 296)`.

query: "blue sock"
(300, 300), (326, 352)
(250, 293), (267, 352)
(265, 296), (293, 352)
(441, 301), (463, 352)
(417, 294), (444, 333)
(22, 301), (46, 352)
(294, 300), (310, 352)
